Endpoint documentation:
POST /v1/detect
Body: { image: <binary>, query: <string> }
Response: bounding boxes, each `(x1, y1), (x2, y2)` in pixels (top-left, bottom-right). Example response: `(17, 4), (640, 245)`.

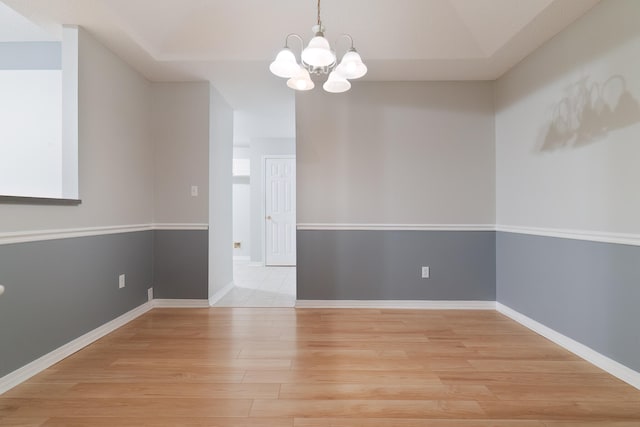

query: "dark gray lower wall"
(297, 230), (495, 300)
(497, 232), (640, 372)
(0, 231), (152, 377)
(153, 230), (208, 299)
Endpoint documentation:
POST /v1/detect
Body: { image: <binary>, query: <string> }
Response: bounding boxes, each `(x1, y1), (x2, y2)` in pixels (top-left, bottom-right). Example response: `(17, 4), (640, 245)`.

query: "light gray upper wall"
(209, 85), (234, 295)
(495, 0), (640, 234)
(233, 145), (252, 258)
(249, 137), (296, 262)
(0, 28), (153, 232)
(151, 82), (210, 224)
(296, 81), (495, 225)
(232, 179), (251, 258)
(233, 101), (295, 145)
(233, 146), (250, 159)
(0, 42), (61, 69)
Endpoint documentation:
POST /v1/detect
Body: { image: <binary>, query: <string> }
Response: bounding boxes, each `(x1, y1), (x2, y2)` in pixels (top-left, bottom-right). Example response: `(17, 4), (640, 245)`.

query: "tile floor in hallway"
(214, 261), (296, 307)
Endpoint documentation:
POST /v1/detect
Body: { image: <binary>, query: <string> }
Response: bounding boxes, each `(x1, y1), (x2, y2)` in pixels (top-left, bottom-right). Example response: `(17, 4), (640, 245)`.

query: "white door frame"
(262, 155), (296, 266)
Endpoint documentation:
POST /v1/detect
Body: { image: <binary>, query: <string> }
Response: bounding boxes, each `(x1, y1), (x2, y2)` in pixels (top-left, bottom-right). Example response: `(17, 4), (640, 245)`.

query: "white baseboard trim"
(295, 300), (496, 310)
(496, 302), (640, 390)
(208, 282), (235, 306)
(151, 299), (210, 308)
(0, 301), (152, 395)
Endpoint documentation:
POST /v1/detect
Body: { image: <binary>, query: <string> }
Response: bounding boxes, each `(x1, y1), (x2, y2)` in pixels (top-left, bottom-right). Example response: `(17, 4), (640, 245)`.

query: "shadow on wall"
(536, 75), (640, 152)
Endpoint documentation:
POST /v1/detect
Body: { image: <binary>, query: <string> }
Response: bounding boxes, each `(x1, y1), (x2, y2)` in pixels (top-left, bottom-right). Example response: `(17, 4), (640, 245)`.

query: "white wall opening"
(215, 137), (296, 308)
(0, 25), (78, 201)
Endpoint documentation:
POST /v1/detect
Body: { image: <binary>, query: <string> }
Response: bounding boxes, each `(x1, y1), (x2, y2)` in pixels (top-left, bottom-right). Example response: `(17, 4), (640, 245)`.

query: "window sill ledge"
(0, 196), (82, 206)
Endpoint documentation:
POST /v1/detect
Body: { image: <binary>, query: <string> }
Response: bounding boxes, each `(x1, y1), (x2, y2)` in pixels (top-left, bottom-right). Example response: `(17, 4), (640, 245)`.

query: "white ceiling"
(1, 0), (600, 141)
(0, 1), (57, 41)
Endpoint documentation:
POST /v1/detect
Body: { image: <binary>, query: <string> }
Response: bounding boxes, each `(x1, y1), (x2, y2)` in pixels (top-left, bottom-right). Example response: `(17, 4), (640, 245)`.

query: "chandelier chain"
(317, 0), (322, 28)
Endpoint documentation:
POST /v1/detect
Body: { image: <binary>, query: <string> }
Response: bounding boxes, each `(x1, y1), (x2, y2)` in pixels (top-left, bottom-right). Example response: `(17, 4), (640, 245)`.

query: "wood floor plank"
(437, 371), (626, 387)
(291, 359), (426, 371)
(111, 357), (292, 370)
(29, 366), (246, 384)
(479, 400), (640, 421)
(238, 349), (408, 360)
(293, 419), (546, 427)
(467, 359), (599, 373)
(40, 417), (294, 426)
(4, 398), (252, 418)
(0, 384), (76, 399)
(488, 384), (640, 402)
(242, 369), (443, 385)
(64, 383), (280, 399)
(279, 332), (431, 342)
(543, 422), (640, 427)
(249, 399), (485, 418)
(0, 417), (47, 427)
(1, 308), (638, 425)
(279, 384), (496, 401)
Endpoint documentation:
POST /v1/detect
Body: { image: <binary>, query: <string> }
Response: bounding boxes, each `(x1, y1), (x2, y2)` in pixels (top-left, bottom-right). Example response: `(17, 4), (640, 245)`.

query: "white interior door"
(265, 157), (296, 266)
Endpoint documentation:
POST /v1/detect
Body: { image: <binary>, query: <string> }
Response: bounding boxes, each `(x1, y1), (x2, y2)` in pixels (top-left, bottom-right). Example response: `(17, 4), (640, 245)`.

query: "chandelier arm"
(334, 33), (355, 58)
(284, 33), (305, 54)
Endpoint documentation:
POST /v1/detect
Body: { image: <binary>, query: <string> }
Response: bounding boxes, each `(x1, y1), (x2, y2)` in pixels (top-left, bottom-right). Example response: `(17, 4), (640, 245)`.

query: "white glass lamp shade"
(323, 70), (351, 93)
(337, 50), (367, 79)
(301, 35), (336, 67)
(287, 68), (315, 91)
(270, 48), (300, 78)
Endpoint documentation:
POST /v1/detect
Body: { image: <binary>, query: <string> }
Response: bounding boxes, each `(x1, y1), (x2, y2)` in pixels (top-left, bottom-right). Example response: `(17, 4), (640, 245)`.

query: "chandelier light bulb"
(287, 68), (315, 91)
(337, 49), (367, 79)
(301, 34), (336, 67)
(323, 70), (351, 93)
(269, 48), (301, 78)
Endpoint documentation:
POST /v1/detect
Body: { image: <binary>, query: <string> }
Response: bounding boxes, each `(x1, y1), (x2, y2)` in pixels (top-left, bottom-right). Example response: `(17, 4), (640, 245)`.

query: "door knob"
(266, 216), (272, 220)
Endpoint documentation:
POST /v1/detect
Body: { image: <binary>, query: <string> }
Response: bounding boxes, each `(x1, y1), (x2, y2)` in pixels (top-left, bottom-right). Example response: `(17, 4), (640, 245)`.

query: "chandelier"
(269, 0), (367, 93)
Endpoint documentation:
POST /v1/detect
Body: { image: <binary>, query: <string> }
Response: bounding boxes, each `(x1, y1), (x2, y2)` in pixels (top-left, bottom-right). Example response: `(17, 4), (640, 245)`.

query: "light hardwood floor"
(1, 308), (639, 426)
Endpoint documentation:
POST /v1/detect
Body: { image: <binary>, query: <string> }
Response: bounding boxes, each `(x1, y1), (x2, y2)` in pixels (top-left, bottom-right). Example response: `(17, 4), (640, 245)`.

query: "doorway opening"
(215, 141), (296, 307)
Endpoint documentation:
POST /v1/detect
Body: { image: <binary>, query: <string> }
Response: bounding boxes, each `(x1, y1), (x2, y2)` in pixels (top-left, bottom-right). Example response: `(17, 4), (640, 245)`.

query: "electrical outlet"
(191, 185), (198, 197)
(118, 274), (126, 289)
(0, 284), (5, 296)
(147, 287), (153, 301)
(421, 266), (430, 279)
